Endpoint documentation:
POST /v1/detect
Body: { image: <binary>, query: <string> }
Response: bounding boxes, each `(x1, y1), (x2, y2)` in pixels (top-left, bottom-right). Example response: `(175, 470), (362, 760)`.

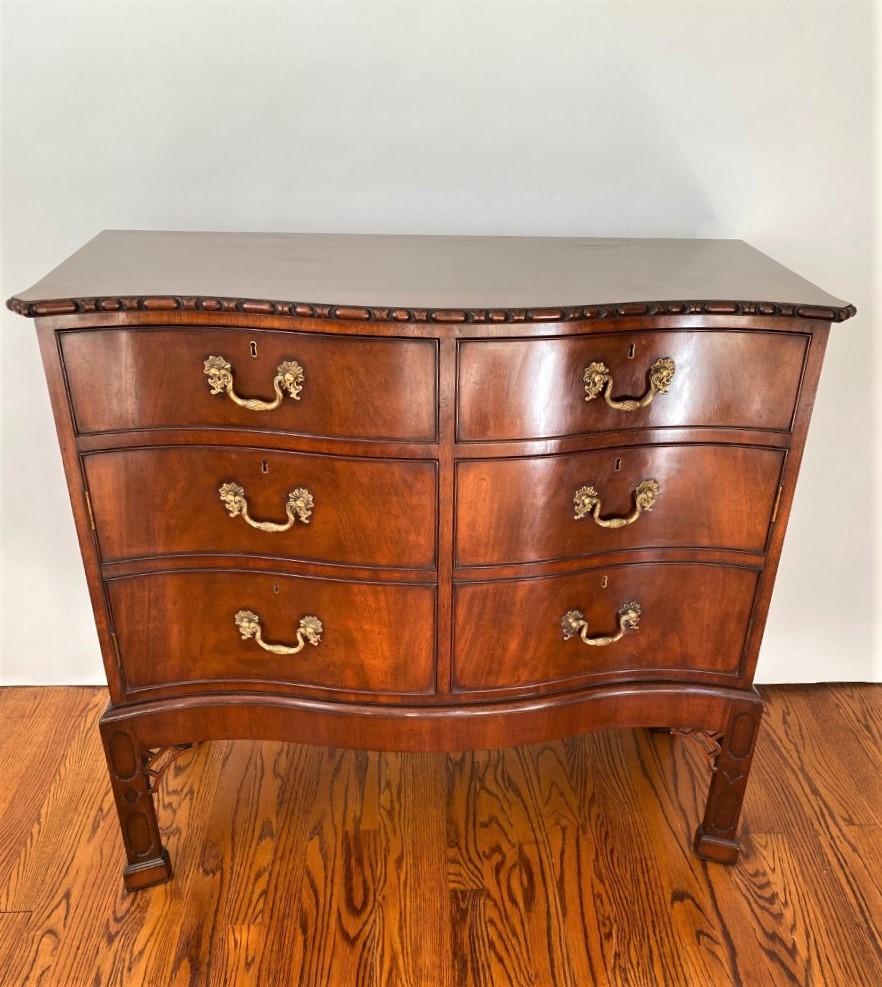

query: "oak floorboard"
(0, 689), (105, 897)
(751, 688), (880, 830)
(565, 730), (723, 986)
(448, 746), (589, 987)
(0, 691), (115, 911)
(293, 748), (384, 987)
(0, 685), (880, 986)
(0, 913), (32, 987)
(446, 750), (539, 987)
(833, 685), (882, 757)
(629, 731), (742, 984)
(375, 754), (451, 987)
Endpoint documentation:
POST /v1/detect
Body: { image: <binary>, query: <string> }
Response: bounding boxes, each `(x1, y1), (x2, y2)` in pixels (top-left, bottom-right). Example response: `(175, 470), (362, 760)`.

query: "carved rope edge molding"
(5, 294), (857, 323)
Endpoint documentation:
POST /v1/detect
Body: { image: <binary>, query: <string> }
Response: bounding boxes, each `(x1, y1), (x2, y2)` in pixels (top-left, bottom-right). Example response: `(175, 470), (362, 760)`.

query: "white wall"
(1, 0), (879, 684)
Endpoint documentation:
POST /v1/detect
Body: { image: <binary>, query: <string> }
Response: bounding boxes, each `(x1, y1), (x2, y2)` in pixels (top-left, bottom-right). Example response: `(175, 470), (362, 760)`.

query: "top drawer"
(457, 330), (807, 441)
(60, 327), (438, 441)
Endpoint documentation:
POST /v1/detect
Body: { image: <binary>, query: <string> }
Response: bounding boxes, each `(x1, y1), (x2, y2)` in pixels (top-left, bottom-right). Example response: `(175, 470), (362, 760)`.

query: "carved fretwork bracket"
(670, 728), (725, 772)
(142, 744), (193, 793)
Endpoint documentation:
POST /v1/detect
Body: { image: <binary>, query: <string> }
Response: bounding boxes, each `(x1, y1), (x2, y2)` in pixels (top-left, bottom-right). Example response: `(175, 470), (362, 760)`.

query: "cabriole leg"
(99, 717), (172, 891)
(694, 700), (764, 864)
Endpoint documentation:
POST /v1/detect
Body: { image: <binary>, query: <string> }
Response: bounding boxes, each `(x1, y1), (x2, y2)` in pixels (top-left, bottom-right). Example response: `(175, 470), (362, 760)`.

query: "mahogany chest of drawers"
(8, 231), (853, 890)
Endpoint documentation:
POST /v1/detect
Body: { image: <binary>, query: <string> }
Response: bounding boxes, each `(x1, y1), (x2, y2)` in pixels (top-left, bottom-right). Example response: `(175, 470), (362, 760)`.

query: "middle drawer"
(456, 444), (783, 566)
(85, 447), (438, 569)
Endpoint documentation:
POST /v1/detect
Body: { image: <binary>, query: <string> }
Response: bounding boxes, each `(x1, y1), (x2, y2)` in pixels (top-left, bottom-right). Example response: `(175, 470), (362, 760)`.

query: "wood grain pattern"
(455, 443), (784, 565)
(1, 684), (879, 986)
(456, 330), (808, 440)
(60, 327), (438, 441)
(452, 563), (758, 694)
(84, 445), (437, 569)
(6, 230), (855, 320)
(106, 570), (437, 700)
(15, 234), (847, 886)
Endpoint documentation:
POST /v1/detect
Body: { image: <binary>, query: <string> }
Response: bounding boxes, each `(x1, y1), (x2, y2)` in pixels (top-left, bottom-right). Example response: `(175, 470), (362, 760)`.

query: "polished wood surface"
(457, 330), (808, 440)
(455, 443), (783, 565)
(60, 327), (438, 440)
(107, 571), (437, 698)
(10, 232), (851, 888)
(99, 682), (752, 757)
(8, 230), (852, 315)
(453, 563), (758, 693)
(85, 446), (437, 568)
(1, 685), (880, 986)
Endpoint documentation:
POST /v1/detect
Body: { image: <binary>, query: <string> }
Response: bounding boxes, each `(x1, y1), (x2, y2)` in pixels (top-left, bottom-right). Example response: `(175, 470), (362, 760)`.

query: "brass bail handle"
(234, 610), (324, 656)
(583, 357), (675, 411)
(573, 479), (660, 528)
(219, 482), (314, 532)
(204, 355), (304, 411)
(561, 602), (642, 647)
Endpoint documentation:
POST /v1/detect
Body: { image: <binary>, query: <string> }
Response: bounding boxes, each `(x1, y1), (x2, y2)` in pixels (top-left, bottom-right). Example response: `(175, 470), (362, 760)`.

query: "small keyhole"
(250, 340), (258, 358)
(272, 583), (280, 594)
(627, 343), (636, 359)
(260, 460), (269, 474)
(601, 575), (608, 589)
(614, 458), (622, 471)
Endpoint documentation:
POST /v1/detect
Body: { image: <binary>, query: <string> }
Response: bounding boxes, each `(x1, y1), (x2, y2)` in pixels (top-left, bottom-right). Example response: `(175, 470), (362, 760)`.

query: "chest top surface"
(7, 230), (853, 322)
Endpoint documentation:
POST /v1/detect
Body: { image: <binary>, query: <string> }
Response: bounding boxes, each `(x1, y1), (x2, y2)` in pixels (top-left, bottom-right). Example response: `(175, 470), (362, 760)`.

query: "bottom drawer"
(108, 571), (436, 697)
(453, 563), (758, 693)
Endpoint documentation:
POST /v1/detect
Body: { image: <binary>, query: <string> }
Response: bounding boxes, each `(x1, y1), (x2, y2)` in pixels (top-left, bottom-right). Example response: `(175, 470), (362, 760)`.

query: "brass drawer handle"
(573, 479), (659, 527)
(204, 355), (304, 411)
(561, 602), (641, 647)
(583, 357), (675, 411)
(219, 482), (314, 532)
(234, 610), (323, 655)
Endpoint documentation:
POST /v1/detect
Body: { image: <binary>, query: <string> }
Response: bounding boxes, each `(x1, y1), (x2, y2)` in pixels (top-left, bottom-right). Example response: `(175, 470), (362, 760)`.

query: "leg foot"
(100, 716), (173, 892)
(693, 698), (763, 865)
(123, 848), (173, 891)
(694, 827), (740, 864)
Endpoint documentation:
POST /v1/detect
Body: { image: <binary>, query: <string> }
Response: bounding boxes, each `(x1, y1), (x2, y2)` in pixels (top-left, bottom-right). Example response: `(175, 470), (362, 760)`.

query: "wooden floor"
(0, 686), (880, 986)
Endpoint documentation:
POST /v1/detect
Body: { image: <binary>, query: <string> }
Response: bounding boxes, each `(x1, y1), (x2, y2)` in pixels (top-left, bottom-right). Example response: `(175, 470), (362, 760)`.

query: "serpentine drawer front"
(457, 330), (807, 440)
(60, 327), (438, 441)
(452, 563), (758, 694)
(455, 444), (784, 565)
(9, 231), (852, 890)
(105, 571), (437, 699)
(84, 447), (438, 568)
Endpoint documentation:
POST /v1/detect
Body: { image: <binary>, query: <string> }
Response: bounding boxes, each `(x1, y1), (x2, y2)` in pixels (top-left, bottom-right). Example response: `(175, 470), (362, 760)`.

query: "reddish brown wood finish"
(84, 446), (437, 568)
(60, 326), (438, 441)
(695, 700), (764, 862)
(106, 570), (437, 698)
(457, 330), (808, 440)
(452, 563), (758, 693)
(99, 720), (173, 890)
(91, 682), (768, 884)
(9, 232), (851, 889)
(97, 683), (750, 755)
(7, 231), (854, 320)
(455, 443), (784, 565)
